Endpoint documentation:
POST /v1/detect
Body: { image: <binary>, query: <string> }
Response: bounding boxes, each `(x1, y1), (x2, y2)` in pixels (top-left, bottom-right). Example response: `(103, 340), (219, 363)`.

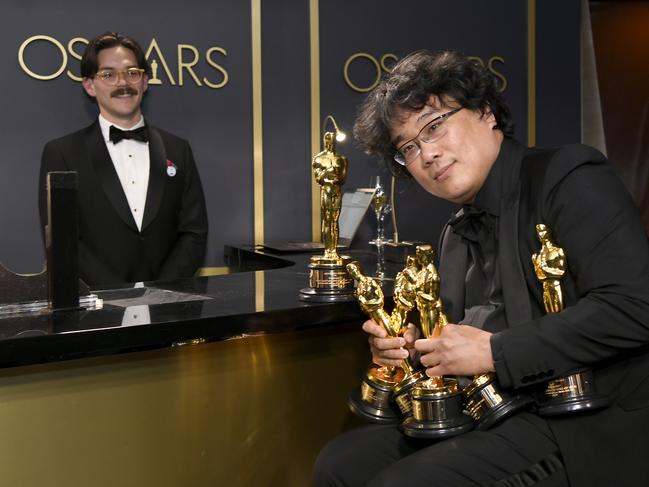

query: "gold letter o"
(343, 53), (381, 93)
(18, 35), (68, 81)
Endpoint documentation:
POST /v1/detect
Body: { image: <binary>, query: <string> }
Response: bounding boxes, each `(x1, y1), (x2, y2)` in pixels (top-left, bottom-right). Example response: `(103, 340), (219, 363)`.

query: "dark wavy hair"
(80, 32), (151, 78)
(353, 50), (513, 177)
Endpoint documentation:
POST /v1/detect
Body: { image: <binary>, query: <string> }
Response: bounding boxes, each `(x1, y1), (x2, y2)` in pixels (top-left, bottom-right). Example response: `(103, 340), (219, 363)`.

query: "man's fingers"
(372, 336), (406, 351)
(418, 351), (439, 368)
(362, 319), (387, 338)
(372, 346), (409, 359)
(425, 365), (446, 378)
(403, 323), (420, 344)
(414, 338), (436, 353)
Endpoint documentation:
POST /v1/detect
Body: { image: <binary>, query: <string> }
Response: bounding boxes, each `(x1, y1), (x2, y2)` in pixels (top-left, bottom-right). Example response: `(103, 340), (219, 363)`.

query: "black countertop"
(0, 247), (396, 369)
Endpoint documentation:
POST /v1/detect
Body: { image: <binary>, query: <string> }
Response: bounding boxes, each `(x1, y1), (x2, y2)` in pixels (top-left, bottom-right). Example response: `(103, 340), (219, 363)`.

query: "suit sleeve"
(493, 154), (649, 389)
(39, 140), (122, 286)
(158, 142), (208, 280)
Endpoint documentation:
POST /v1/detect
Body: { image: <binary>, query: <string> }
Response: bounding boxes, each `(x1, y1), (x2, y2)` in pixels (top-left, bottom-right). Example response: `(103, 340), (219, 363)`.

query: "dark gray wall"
(318, 0), (529, 247)
(0, 0), (581, 274)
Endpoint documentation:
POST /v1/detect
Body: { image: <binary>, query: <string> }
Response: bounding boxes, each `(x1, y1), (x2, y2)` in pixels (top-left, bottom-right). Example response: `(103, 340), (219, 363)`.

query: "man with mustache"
(39, 32), (207, 287)
(314, 50), (649, 487)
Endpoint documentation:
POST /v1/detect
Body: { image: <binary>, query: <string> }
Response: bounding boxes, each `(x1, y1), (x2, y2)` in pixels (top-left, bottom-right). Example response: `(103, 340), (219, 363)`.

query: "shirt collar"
(98, 114), (146, 143)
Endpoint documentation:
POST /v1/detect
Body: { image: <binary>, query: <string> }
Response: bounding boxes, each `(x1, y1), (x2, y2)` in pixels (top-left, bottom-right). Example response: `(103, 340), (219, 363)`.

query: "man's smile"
(433, 161), (456, 182)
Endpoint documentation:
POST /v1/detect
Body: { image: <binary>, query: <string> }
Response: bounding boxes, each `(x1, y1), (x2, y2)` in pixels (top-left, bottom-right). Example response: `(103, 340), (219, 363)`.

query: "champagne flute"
(369, 176), (392, 279)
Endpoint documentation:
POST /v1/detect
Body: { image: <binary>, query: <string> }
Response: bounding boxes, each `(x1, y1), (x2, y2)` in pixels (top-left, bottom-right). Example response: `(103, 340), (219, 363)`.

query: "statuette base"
(401, 377), (473, 439)
(347, 365), (403, 424)
(536, 369), (610, 416)
(463, 373), (533, 430)
(392, 370), (427, 417)
(299, 255), (354, 302)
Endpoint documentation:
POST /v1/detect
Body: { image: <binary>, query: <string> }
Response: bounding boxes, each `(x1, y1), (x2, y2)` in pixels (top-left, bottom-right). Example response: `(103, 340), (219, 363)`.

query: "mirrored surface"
(0, 248), (401, 368)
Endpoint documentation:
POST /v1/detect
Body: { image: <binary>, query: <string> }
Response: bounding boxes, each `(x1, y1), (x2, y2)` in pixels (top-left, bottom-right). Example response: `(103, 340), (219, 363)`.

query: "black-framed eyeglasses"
(93, 68), (146, 85)
(393, 108), (462, 166)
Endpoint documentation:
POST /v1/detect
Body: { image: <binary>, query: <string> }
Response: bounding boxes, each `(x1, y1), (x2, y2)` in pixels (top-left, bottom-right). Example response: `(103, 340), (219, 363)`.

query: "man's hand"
(362, 320), (420, 367)
(415, 324), (495, 377)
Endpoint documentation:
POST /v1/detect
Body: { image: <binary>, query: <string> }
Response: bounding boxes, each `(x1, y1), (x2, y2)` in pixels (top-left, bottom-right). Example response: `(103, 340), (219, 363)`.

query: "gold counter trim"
(255, 270), (265, 312)
(252, 0), (264, 245)
(195, 266), (233, 277)
(310, 0), (321, 241)
(527, 0), (536, 147)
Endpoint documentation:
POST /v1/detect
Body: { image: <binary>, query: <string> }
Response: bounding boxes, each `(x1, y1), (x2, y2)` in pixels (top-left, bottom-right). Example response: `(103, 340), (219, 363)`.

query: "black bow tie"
(109, 125), (149, 144)
(448, 206), (491, 242)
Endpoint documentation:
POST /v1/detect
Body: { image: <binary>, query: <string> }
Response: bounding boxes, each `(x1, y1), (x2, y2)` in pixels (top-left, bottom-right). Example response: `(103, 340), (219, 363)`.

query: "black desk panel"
(0, 247), (392, 368)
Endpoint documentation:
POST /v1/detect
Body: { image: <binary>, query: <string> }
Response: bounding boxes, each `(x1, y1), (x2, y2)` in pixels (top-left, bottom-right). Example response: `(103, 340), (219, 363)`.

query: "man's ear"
(82, 78), (96, 98)
(483, 106), (497, 128)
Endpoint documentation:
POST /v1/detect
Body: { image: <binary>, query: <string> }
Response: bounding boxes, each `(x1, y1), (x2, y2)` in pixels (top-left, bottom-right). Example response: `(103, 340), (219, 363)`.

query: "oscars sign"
(342, 52), (508, 94)
(17, 34), (229, 89)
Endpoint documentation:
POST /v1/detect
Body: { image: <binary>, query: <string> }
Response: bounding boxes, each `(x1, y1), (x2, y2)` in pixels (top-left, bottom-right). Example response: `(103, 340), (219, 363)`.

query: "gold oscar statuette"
(456, 242), (534, 430)
(299, 116), (355, 302)
(401, 245), (474, 439)
(346, 260), (425, 423)
(532, 223), (610, 415)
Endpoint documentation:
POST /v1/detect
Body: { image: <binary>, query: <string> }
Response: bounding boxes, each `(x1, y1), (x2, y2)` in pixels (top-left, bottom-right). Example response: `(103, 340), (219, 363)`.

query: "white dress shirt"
(98, 114), (150, 231)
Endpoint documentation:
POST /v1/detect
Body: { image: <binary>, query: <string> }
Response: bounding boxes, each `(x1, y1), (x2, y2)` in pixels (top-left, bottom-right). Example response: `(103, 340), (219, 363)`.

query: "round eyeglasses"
(393, 108), (462, 166)
(93, 68), (146, 85)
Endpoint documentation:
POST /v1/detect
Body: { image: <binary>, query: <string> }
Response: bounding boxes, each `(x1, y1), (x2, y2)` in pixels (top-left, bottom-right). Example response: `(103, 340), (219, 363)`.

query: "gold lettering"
(488, 56), (508, 93)
(467, 55), (485, 67)
(177, 44), (202, 87)
(18, 35), (231, 90)
(380, 53), (398, 73)
(343, 53), (381, 93)
(66, 37), (88, 82)
(343, 53), (507, 95)
(145, 38), (176, 85)
(204, 47), (229, 89)
(18, 35), (67, 80)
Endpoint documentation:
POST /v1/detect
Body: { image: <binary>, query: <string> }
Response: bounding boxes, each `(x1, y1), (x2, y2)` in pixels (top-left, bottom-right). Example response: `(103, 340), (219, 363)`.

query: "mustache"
(110, 87), (138, 97)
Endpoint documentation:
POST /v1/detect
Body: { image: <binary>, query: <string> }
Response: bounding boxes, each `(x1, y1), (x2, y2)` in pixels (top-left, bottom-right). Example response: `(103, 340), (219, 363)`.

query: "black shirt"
(448, 142), (508, 333)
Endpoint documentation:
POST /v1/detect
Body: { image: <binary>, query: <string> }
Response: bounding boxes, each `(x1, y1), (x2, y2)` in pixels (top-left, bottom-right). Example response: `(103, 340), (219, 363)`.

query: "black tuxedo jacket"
(439, 138), (649, 487)
(39, 120), (208, 287)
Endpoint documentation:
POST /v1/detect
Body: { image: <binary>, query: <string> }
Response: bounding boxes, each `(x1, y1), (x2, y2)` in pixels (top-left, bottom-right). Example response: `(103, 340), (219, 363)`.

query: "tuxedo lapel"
(497, 139), (533, 326)
(87, 121), (138, 232)
(439, 221), (469, 323)
(142, 125), (166, 231)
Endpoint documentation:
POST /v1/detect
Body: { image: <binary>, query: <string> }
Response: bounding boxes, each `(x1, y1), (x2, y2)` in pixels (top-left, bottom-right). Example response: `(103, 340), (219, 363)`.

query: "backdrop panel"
(318, 0), (528, 247)
(0, 0), (581, 274)
(2, 0), (253, 272)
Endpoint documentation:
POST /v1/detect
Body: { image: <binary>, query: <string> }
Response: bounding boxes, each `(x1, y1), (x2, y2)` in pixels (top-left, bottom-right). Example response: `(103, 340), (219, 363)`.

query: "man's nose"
(115, 72), (129, 86)
(419, 141), (441, 165)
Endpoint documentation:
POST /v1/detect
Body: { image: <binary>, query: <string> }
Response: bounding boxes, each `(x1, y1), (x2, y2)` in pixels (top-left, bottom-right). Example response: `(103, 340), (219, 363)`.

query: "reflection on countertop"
(0, 247), (399, 369)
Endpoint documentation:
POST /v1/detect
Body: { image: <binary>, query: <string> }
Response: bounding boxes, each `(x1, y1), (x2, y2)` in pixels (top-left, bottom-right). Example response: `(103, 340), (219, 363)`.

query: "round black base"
(348, 386), (400, 424)
(537, 395), (611, 417)
(298, 287), (355, 302)
(401, 414), (473, 439)
(475, 394), (534, 430)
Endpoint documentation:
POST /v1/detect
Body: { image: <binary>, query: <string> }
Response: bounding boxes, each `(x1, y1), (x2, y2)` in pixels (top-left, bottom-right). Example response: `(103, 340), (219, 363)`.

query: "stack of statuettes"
(346, 238), (608, 439)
